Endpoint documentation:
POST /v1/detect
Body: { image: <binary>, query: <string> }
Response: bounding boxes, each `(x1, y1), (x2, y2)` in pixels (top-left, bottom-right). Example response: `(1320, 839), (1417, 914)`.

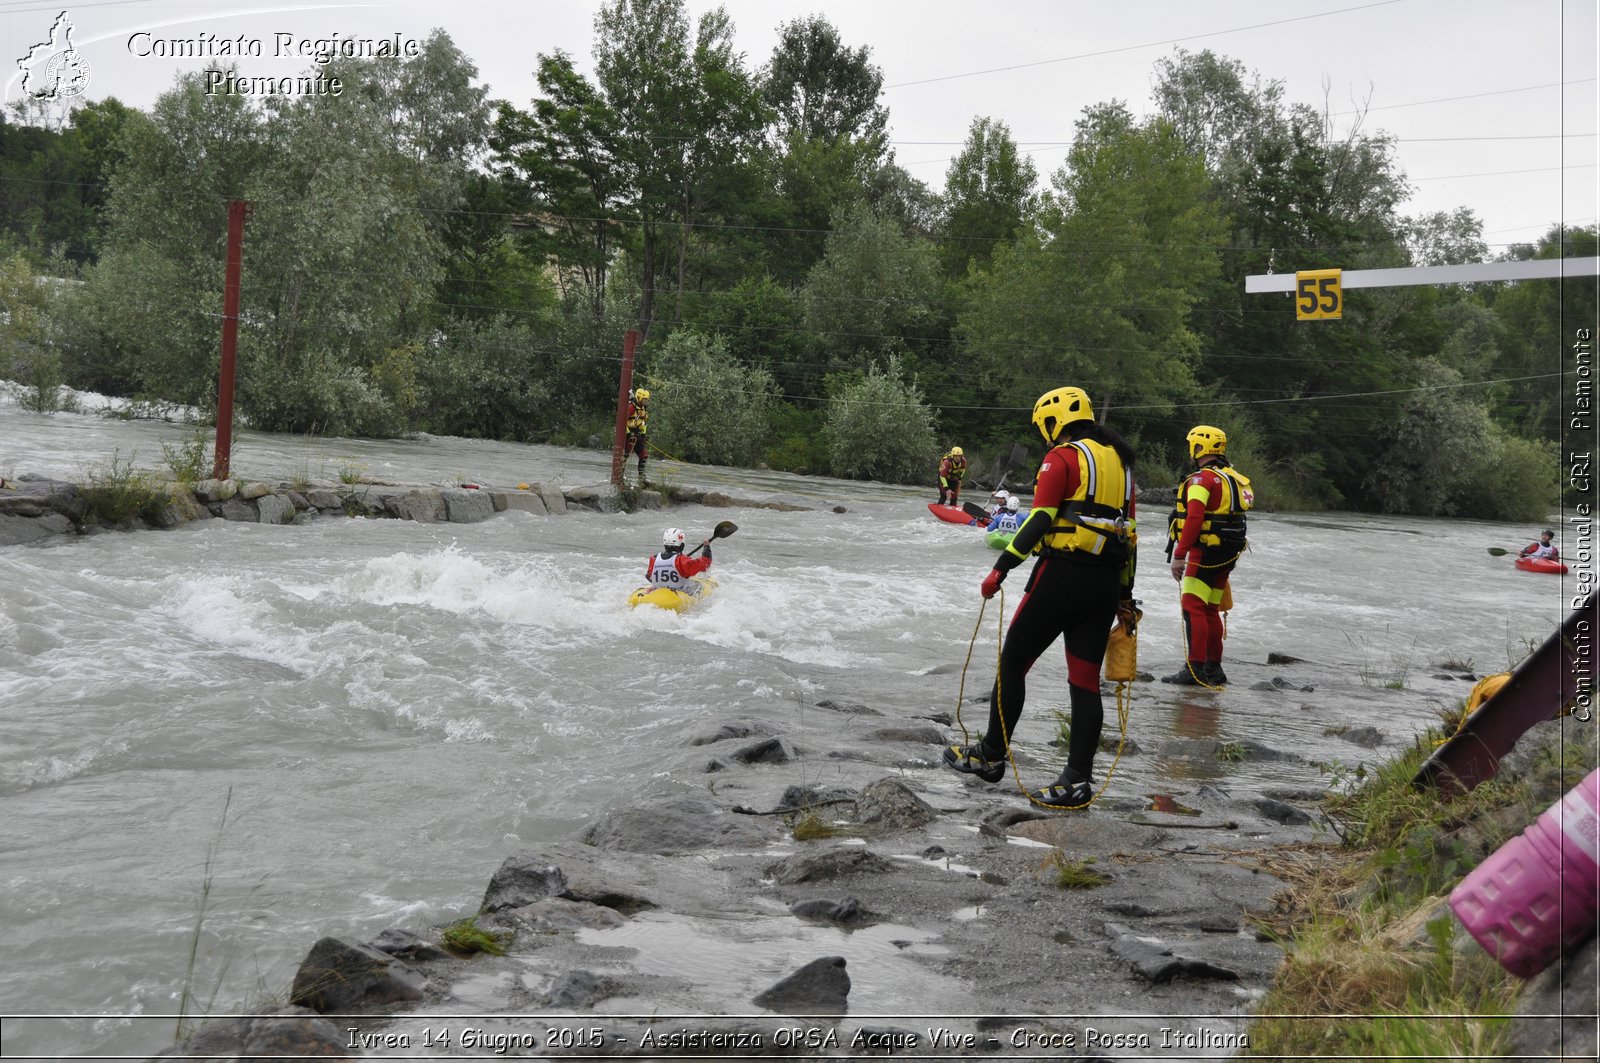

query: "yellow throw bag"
(1105, 624), (1138, 683)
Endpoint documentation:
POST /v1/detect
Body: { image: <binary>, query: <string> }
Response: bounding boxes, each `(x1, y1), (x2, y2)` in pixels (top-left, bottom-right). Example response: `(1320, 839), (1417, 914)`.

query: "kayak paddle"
(961, 501), (990, 521)
(688, 519), (738, 557)
(1487, 547), (1514, 557)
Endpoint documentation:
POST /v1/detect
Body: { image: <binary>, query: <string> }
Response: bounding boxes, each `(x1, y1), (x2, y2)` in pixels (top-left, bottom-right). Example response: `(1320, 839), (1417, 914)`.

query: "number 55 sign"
(1295, 268), (1342, 320)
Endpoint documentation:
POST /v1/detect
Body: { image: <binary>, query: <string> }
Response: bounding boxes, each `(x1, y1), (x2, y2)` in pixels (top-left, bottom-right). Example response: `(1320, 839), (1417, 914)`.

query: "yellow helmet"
(1186, 425), (1227, 461)
(949, 446), (963, 457)
(635, 388), (650, 402)
(1031, 387), (1094, 446)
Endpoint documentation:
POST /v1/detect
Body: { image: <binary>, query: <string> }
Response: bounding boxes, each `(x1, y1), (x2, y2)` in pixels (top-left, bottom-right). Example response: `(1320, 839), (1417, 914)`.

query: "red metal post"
(213, 200), (249, 480)
(610, 329), (639, 486)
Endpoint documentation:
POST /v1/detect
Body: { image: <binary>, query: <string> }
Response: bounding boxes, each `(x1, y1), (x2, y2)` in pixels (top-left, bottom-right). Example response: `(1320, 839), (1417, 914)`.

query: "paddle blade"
(961, 502), (989, 521)
(711, 520), (738, 540)
(1487, 547), (1511, 557)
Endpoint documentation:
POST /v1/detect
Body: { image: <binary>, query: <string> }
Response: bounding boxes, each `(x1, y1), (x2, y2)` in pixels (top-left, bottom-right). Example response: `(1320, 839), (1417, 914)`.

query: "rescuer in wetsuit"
(1161, 424), (1253, 687)
(942, 386), (1138, 809)
(625, 388), (650, 479)
(937, 447), (967, 505)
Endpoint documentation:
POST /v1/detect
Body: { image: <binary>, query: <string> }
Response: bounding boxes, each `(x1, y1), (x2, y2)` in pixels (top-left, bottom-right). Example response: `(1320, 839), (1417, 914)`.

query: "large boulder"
(388, 490), (445, 523)
(255, 494), (294, 525)
(442, 488), (495, 523)
(192, 478), (237, 503)
(480, 855), (568, 913)
(0, 512), (71, 545)
(765, 848), (897, 884)
(581, 794), (778, 854)
(493, 490), (548, 515)
(854, 778), (937, 832)
(752, 956), (849, 1012)
(534, 483), (567, 515)
(288, 937), (426, 1013)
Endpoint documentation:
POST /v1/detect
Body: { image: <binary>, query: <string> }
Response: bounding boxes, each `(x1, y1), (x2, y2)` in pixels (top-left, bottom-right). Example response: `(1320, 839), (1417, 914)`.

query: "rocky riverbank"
(145, 692), (1596, 1062)
(0, 473), (808, 547)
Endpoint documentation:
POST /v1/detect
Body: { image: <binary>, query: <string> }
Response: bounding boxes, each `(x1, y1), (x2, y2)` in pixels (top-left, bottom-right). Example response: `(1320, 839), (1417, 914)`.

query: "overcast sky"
(5, 0), (1596, 258)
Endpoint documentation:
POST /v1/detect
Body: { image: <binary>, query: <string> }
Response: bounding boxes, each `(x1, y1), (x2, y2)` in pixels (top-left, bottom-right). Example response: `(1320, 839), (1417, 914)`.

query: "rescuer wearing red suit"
(942, 385), (1138, 810)
(1163, 425), (1253, 688)
(645, 527), (712, 585)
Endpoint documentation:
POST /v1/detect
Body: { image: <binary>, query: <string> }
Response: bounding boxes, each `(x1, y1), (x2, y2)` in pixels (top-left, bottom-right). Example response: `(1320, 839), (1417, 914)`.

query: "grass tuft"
(1216, 741), (1247, 762)
(1041, 850), (1110, 890)
(440, 916), (511, 957)
(792, 812), (841, 841)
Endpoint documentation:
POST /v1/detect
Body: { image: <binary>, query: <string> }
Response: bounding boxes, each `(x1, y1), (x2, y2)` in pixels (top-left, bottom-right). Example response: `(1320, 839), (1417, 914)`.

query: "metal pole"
(610, 329), (639, 486)
(214, 200), (249, 481)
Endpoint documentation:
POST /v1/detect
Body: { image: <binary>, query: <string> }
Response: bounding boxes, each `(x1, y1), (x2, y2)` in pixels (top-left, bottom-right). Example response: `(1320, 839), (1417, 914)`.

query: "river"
(0, 396), (1573, 1057)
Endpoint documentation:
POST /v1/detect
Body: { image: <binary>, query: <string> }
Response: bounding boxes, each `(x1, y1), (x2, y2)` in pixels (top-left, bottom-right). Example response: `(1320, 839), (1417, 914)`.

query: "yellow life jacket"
(626, 404), (648, 432)
(1038, 440), (1134, 560)
(1168, 463), (1252, 549)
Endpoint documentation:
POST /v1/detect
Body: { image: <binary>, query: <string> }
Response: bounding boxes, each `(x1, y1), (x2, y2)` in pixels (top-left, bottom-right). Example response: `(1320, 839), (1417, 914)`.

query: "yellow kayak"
(627, 576), (717, 612)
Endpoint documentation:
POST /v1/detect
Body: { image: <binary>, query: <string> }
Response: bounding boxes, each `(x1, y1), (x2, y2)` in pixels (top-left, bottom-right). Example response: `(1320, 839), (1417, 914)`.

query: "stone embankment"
(0, 474), (807, 547)
(145, 712), (1594, 1061)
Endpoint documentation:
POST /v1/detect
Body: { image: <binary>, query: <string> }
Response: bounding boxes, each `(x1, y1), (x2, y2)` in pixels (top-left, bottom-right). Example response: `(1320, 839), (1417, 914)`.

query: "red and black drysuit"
(1166, 462), (1247, 674)
(975, 441), (1137, 783)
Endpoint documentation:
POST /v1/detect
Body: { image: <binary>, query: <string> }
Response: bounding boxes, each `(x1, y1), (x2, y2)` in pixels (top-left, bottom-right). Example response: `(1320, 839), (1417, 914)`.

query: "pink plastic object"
(1449, 768), (1600, 977)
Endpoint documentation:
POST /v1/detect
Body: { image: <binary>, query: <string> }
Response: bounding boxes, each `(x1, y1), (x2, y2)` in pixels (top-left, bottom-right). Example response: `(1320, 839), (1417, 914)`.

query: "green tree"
(492, 51), (627, 324)
(644, 328), (776, 465)
(1489, 225), (1598, 441)
(0, 97), (135, 262)
(940, 116), (1037, 276)
(801, 201), (942, 371)
(959, 103), (1224, 428)
(1151, 48), (1419, 504)
(754, 15), (891, 281)
(1404, 207), (1488, 267)
(593, 0), (767, 337)
(822, 355), (939, 482)
(1363, 359), (1557, 519)
(762, 15), (887, 151)
(0, 251), (72, 408)
(684, 274), (812, 388)
(65, 34), (495, 434)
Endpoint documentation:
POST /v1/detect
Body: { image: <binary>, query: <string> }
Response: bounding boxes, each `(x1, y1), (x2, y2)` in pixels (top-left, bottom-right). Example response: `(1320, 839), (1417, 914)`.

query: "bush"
(414, 317), (554, 441)
(1461, 430), (1559, 522)
(161, 429), (214, 484)
(0, 252), (77, 412)
(240, 346), (411, 439)
(644, 330), (776, 466)
(764, 402), (829, 473)
(822, 355), (939, 483)
(79, 451), (166, 526)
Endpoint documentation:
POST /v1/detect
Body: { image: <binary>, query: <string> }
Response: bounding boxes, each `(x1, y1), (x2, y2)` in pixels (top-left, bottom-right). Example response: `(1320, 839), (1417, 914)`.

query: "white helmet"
(662, 527), (686, 553)
(1006, 493), (1021, 510)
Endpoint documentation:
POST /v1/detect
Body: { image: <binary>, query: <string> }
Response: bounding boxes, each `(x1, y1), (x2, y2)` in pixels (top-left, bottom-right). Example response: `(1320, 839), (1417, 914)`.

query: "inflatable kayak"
(1514, 556), (1568, 575)
(628, 576), (717, 612)
(928, 503), (981, 527)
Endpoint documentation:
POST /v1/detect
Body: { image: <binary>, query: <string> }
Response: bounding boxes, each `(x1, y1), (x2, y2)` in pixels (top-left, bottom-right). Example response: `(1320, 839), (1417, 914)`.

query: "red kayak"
(928, 503), (981, 527)
(1515, 556), (1568, 575)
